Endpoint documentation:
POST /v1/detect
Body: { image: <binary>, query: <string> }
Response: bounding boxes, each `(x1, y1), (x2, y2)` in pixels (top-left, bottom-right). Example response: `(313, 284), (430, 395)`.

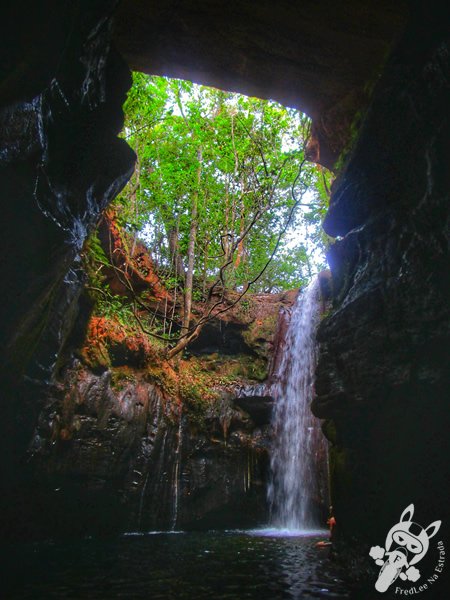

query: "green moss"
(145, 364), (175, 395)
(333, 108), (365, 173)
(233, 296), (257, 324)
(333, 46), (391, 175)
(110, 367), (134, 390)
(228, 355), (267, 381)
(242, 312), (277, 361)
(247, 358), (268, 381)
(84, 342), (112, 370)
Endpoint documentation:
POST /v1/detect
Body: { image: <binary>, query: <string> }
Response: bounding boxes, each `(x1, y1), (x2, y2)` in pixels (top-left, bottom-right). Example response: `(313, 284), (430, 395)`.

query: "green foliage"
(82, 231), (110, 286)
(96, 294), (135, 327)
(82, 74), (334, 360)
(118, 73), (332, 294)
(82, 232), (137, 329)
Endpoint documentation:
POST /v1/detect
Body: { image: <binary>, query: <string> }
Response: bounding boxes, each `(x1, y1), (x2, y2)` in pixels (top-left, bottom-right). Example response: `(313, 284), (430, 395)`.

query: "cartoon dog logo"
(369, 504), (441, 593)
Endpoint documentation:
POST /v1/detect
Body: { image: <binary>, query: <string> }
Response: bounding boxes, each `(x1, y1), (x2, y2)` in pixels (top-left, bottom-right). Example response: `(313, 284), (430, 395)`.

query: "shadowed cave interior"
(0, 1), (449, 597)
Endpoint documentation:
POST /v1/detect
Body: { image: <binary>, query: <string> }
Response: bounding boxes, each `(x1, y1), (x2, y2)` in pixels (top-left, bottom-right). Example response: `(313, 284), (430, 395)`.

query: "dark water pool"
(2, 529), (353, 599)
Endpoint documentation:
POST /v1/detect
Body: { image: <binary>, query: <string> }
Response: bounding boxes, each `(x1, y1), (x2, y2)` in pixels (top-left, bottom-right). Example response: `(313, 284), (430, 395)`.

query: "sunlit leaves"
(117, 74), (331, 293)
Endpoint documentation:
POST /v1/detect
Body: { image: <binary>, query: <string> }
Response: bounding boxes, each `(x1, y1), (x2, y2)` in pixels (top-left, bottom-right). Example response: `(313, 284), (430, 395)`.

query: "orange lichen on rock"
(98, 208), (170, 302)
(81, 315), (158, 369)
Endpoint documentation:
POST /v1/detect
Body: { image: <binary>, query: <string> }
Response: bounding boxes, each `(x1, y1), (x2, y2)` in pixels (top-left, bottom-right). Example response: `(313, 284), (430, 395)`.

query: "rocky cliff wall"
(0, 4), (139, 539)
(114, 0), (407, 168)
(312, 4), (450, 557)
(17, 283), (290, 538)
(21, 360), (269, 538)
(7, 195), (292, 539)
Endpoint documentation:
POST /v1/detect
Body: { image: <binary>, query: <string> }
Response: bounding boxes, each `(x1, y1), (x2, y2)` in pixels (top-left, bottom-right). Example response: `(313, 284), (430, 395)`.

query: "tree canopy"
(85, 73), (332, 358)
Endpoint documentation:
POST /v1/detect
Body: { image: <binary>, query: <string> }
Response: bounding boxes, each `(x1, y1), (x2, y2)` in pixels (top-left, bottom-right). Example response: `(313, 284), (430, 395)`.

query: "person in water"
(316, 506), (336, 547)
(327, 506), (336, 534)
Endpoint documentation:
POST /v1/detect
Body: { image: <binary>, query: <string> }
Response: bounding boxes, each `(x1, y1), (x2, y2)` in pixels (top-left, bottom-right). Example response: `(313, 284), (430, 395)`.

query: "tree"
(95, 73), (332, 358)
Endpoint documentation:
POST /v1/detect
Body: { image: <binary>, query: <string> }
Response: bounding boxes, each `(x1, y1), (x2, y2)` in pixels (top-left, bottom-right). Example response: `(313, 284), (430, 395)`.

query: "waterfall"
(171, 413), (183, 530)
(267, 277), (327, 531)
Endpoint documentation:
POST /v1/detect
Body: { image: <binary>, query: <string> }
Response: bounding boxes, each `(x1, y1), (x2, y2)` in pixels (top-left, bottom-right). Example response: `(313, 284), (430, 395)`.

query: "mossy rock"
(242, 313), (278, 360)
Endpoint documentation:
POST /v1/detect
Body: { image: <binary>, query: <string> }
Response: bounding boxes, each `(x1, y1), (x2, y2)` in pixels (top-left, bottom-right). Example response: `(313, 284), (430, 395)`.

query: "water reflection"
(2, 531), (351, 599)
(248, 527), (328, 538)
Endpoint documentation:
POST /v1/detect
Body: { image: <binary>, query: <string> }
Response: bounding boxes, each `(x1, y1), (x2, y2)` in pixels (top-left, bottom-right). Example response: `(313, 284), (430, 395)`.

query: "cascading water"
(171, 414), (183, 530)
(267, 277), (327, 531)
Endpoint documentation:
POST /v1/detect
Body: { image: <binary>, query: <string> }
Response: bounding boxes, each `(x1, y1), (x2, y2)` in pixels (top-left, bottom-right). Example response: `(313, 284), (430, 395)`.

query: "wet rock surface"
(19, 285), (292, 537)
(23, 361), (270, 538)
(0, 3), (135, 453)
(0, 2), (136, 539)
(233, 396), (274, 427)
(313, 4), (450, 555)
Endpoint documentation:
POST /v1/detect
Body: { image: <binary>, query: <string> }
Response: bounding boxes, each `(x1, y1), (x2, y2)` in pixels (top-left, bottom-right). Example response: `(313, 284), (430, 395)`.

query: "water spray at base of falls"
(267, 277), (328, 531)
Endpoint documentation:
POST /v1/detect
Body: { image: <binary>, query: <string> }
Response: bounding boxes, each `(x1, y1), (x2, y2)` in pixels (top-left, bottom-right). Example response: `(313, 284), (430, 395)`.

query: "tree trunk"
(167, 218), (185, 280)
(182, 146), (202, 332)
(202, 237), (210, 297)
(233, 175), (246, 273)
(234, 206), (246, 269)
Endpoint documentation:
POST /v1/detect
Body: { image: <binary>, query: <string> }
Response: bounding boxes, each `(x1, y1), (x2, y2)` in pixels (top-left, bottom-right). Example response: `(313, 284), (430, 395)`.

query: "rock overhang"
(113, 0), (408, 168)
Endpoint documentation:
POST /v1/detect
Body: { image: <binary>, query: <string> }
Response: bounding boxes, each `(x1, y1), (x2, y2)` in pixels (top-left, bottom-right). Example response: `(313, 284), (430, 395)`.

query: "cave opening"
(90, 72), (332, 357)
(1, 2), (449, 599)
(78, 69), (333, 531)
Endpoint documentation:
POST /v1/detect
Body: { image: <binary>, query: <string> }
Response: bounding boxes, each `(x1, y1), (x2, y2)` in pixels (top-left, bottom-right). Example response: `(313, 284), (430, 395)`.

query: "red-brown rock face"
(97, 209), (170, 301)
